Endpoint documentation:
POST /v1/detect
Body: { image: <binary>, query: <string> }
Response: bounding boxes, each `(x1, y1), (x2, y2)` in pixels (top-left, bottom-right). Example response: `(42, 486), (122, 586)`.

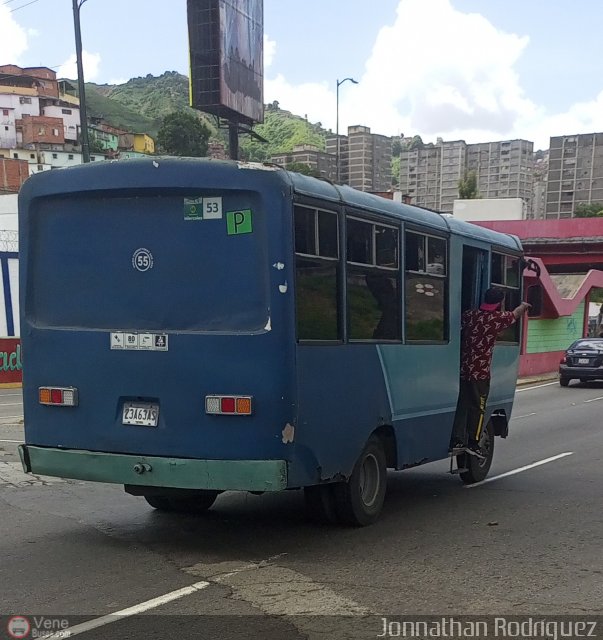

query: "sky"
(2, 0), (603, 150)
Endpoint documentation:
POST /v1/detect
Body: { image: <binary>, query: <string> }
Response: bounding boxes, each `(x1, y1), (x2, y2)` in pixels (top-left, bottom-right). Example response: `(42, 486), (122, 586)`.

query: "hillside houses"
(0, 64), (155, 191)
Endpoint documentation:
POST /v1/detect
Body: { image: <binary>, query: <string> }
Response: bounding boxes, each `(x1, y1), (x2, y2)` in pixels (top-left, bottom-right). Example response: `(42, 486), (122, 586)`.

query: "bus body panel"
(292, 345), (391, 484)
(19, 159), (301, 487)
(19, 158), (525, 497)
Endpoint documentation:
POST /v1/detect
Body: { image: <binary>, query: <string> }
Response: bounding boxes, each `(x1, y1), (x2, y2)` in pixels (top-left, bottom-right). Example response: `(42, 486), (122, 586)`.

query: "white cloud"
(57, 51), (102, 81)
(264, 34), (276, 69)
(264, 0), (603, 150)
(0, 6), (29, 63)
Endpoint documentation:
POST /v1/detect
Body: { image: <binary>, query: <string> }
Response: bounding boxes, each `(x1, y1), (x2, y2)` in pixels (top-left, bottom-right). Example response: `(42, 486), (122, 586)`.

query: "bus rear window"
(27, 194), (269, 332)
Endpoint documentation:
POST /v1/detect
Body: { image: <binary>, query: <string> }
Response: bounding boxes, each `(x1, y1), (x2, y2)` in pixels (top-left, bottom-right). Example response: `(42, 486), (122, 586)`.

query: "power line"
(10, 0), (43, 12)
(1, 0), (22, 6)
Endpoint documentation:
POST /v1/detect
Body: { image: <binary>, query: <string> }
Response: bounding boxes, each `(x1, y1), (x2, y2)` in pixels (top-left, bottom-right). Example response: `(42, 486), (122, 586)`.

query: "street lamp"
(72, 0), (91, 163)
(336, 77), (358, 183)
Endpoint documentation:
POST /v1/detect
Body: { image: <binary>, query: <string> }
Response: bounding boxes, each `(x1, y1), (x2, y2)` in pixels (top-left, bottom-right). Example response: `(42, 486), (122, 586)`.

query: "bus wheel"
(144, 491), (219, 513)
(458, 421), (495, 485)
(304, 484), (339, 524)
(334, 435), (387, 526)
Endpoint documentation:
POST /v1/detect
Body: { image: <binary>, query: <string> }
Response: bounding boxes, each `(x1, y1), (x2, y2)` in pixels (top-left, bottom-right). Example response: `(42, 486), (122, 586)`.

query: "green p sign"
(227, 209), (253, 235)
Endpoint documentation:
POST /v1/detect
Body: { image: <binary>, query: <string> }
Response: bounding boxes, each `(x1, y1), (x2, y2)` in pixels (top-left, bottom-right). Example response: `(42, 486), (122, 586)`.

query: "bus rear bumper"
(18, 445), (288, 492)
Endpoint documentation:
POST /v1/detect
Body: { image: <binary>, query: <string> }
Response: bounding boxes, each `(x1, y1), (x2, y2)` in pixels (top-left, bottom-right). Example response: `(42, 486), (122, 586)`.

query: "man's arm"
(512, 301), (531, 319)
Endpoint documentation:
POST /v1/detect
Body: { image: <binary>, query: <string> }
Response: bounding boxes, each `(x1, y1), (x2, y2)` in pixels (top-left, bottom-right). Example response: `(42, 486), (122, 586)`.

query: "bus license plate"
(578, 358), (590, 364)
(122, 402), (159, 427)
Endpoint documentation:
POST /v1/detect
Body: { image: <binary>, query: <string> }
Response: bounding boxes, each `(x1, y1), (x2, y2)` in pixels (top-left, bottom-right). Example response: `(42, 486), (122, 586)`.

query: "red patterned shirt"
(460, 309), (516, 380)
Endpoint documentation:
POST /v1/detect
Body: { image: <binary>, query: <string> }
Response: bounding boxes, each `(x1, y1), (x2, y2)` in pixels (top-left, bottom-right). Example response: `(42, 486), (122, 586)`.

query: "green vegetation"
(157, 111), (211, 157)
(77, 73), (331, 159)
(458, 170), (479, 199)
(240, 107), (328, 162)
(575, 202), (603, 217)
(83, 83), (158, 136)
(391, 156), (400, 188)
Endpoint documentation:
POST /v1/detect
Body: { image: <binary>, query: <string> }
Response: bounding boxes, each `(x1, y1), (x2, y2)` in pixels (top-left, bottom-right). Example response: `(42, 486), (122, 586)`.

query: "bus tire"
(144, 491), (219, 513)
(458, 420), (495, 485)
(333, 434), (387, 526)
(304, 484), (339, 524)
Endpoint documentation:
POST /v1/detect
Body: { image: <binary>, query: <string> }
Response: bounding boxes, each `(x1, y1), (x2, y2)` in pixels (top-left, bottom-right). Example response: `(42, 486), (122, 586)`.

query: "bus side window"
(346, 217), (400, 342)
(492, 252), (521, 342)
(405, 231), (448, 342)
(294, 205), (340, 341)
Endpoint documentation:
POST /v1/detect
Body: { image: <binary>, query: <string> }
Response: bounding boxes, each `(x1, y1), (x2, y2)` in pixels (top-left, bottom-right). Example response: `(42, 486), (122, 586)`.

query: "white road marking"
(0, 439), (23, 444)
(516, 382), (558, 392)
(583, 396), (603, 403)
(0, 402), (23, 407)
(0, 415), (23, 420)
(45, 581), (210, 639)
(512, 412), (536, 420)
(465, 452), (574, 488)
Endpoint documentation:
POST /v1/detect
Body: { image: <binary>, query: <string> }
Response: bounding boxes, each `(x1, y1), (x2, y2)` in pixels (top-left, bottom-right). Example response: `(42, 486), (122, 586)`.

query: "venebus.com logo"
(7, 616), (71, 639)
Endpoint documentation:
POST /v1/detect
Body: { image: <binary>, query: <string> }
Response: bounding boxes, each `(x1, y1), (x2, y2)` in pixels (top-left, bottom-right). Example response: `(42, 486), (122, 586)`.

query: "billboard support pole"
(229, 123), (239, 161)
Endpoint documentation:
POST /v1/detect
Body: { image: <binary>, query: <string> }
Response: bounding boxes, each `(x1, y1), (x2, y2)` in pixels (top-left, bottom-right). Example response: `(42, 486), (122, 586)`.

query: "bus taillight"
(205, 395), (253, 415)
(39, 387), (79, 406)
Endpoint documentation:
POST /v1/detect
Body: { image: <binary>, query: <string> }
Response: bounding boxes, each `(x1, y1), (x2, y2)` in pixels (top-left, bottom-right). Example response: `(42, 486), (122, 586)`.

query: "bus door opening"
(461, 246), (487, 314)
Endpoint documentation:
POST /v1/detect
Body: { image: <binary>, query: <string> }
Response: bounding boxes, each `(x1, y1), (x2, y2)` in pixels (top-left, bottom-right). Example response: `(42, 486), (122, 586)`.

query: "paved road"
(0, 382), (601, 639)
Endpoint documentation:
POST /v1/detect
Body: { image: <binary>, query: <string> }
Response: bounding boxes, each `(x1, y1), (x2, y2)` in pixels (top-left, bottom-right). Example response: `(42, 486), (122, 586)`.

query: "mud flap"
(490, 412), (508, 438)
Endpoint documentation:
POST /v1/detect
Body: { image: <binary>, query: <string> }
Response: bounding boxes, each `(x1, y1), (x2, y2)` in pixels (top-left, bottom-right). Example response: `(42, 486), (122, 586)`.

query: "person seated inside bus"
(450, 287), (531, 458)
(365, 273), (399, 340)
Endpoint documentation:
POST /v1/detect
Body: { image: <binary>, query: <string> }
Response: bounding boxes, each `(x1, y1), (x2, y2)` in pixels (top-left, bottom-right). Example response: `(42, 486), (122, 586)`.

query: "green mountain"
(79, 72), (330, 158)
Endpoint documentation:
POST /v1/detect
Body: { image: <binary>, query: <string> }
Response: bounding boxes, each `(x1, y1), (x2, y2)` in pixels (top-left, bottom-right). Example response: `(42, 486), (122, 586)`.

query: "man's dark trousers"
(452, 379), (490, 444)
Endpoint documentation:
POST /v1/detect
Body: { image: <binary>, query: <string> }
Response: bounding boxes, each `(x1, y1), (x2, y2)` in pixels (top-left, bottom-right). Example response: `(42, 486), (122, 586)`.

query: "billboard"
(188, 0), (264, 125)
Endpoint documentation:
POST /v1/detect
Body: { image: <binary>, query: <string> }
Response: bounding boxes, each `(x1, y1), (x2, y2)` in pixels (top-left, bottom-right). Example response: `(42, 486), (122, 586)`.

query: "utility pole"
(72, 0), (90, 163)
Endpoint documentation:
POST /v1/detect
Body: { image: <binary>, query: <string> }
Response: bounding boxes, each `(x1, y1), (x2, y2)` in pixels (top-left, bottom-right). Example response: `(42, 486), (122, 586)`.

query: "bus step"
(448, 447), (465, 457)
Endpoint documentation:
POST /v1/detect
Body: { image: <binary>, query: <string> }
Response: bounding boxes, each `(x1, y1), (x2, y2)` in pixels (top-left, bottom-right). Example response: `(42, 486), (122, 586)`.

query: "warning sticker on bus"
(110, 332), (168, 351)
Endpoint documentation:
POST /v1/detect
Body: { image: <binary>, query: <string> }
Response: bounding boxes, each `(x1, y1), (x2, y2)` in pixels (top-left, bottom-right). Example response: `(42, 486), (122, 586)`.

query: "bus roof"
(19, 157), (521, 253)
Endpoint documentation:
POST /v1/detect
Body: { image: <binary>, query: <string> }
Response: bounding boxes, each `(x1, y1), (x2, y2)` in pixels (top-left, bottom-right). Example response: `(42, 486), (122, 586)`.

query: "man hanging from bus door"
(450, 287), (531, 458)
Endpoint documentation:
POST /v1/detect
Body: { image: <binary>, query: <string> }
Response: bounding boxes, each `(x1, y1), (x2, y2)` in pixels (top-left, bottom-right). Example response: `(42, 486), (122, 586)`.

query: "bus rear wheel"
(458, 420), (495, 485)
(144, 491), (219, 513)
(334, 434), (387, 526)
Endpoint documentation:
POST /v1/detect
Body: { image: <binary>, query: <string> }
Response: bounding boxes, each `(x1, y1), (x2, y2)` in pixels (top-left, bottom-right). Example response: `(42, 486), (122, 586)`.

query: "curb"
(516, 375), (558, 387)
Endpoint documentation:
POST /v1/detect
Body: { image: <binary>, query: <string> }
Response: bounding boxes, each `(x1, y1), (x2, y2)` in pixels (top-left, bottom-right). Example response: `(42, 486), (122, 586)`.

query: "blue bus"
(18, 158), (525, 525)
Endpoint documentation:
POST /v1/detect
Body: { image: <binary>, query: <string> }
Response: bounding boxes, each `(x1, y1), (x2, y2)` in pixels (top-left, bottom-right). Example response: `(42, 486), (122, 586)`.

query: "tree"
(391, 138), (402, 157)
(409, 135), (424, 150)
(157, 111), (210, 157)
(286, 162), (321, 177)
(458, 170), (479, 199)
(575, 202), (603, 217)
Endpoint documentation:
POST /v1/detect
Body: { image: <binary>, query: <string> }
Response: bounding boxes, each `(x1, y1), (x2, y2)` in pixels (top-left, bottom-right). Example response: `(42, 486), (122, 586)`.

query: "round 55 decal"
(132, 248), (154, 272)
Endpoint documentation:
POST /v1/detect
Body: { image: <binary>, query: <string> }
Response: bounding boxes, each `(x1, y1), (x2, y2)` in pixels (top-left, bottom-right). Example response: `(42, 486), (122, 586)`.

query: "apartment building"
(399, 143), (442, 211)
(326, 125), (392, 192)
(271, 144), (336, 180)
(545, 133), (603, 218)
(466, 139), (533, 211)
(399, 137), (534, 214)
